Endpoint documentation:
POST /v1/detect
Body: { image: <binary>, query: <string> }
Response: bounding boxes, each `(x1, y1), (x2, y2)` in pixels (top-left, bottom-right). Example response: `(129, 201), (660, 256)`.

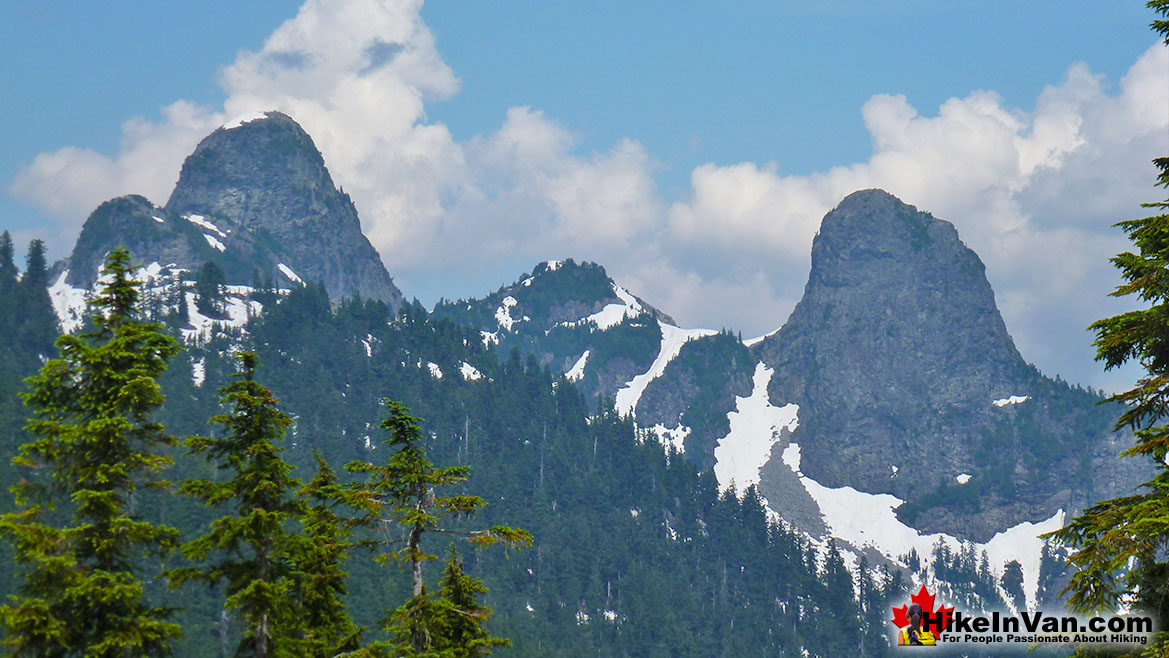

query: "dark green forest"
(0, 240), (909, 657)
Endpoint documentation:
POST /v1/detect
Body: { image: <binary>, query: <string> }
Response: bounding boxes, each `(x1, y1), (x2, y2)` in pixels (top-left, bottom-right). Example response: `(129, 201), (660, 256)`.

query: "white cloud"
(5, 0), (1167, 392)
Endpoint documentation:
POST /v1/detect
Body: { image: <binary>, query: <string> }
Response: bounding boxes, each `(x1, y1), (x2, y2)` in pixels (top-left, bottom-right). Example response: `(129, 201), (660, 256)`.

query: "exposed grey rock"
(63, 112), (402, 310)
(753, 189), (1126, 541)
(166, 112), (402, 307)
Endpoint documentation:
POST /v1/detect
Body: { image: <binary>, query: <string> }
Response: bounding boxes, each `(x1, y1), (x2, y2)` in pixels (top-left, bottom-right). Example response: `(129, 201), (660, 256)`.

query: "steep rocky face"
(753, 189), (1124, 540)
(164, 112), (402, 307)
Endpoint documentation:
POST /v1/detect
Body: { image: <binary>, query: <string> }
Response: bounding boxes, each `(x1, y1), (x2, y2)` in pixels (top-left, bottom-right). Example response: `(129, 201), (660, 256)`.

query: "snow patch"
(480, 330), (499, 346)
(361, 338), (372, 358)
(276, 263), (303, 284)
(151, 215), (165, 224)
(545, 259), (562, 271)
(993, 395), (1030, 407)
(781, 440), (1062, 610)
(221, 111), (269, 130)
(182, 214), (227, 238)
(712, 362), (799, 494)
(615, 321), (718, 417)
(743, 326), (780, 347)
(956, 473), (972, 485)
(495, 296), (519, 331)
(191, 358), (206, 387)
(203, 234), (226, 252)
(428, 362), (443, 379)
(646, 424), (690, 454)
(565, 350), (589, 381)
(48, 270), (89, 333)
(460, 362), (482, 381)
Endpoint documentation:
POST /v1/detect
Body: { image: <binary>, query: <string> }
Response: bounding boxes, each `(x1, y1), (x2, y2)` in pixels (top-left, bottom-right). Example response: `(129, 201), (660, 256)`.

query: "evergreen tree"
(14, 239), (58, 358)
(172, 352), (302, 658)
(193, 261), (226, 318)
(1044, 3), (1169, 638)
(293, 454), (361, 658)
(0, 247), (183, 657)
(434, 546), (510, 657)
(0, 230), (16, 290)
(345, 399), (531, 657)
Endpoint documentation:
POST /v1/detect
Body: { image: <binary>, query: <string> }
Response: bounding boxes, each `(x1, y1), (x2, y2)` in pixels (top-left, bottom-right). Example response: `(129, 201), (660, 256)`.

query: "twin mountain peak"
(59, 111), (1134, 546)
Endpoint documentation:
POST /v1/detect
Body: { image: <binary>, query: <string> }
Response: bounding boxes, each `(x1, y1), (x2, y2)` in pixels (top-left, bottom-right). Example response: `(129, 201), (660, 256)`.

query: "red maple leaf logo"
(891, 585), (954, 636)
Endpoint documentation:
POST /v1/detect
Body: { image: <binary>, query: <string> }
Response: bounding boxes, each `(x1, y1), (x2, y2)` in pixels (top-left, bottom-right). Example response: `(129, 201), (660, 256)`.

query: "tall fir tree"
(0, 246), (183, 657)
(345, 399), (530, 657)
(172, 352), (303, 658)
(292, 453), (362, 658)
(434, 545), (510, 658)
(14, 239), (58, 359)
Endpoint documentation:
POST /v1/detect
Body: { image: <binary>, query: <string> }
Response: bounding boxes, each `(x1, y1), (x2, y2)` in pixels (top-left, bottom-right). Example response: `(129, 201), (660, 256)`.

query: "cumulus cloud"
(6, 0), (1168, 391)
(658, 42), (1167, 391)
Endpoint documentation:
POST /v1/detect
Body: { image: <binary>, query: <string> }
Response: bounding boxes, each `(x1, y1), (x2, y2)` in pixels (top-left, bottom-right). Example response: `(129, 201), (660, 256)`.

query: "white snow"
(203, 234), (226, 252)
(480, 330), (499, 346)
(615, 321), (718, 417)
(495, 296), (519, 331)
(993, 395), (1030, 407)
(743, 326), (780, 347)
(460, 362), (482, 381)
(779, 439), (1063, 610)
(428, 362), (443, 379)
(221, 111), (269, 130)
(545, 259), (562, 271)
(182, 214), (227, 238)
(152, 215), (165, 224)
(956, 473), (972, 485)
(181, 288), (262, 344)
(191, 358), (206, 387)
(276, 263), (303, 284)
(48, 270), (89, 333)
(712, 362), (799, 494)
(361, 338), (372, 358)
(565, 350), (590, 381)
(603, 610), (617, 623)
(646, 424), (690, 454)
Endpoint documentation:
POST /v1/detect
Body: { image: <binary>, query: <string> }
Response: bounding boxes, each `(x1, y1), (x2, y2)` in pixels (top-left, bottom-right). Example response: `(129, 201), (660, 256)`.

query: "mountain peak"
(59, 111), (403, 307)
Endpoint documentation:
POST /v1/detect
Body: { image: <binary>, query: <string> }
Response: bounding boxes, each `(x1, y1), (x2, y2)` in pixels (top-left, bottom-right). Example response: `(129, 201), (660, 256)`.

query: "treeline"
(1, 248), (527, 657)
(0, 244), (912, 657)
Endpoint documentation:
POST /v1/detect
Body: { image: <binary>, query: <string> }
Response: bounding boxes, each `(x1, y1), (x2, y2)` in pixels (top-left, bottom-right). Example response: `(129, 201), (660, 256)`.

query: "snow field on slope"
(780, 441), (1062, 610)
(712, 362), (799, 494)
(565, 350), (589, 381)
(276, 263), (303, 284)
(615, 321), (718, 417)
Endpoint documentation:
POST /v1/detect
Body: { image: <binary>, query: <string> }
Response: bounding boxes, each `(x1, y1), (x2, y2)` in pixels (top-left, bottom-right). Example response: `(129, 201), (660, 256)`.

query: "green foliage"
(0, 247), (182, 657)
(171, 352), (303, 658)
(344, 399), (530, 656)
(193, 261), (227, 318)
(292, 454), (362, 658)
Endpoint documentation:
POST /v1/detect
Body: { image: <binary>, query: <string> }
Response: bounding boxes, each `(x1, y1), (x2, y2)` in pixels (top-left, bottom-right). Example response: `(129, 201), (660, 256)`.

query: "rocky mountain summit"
(750, 190), (1133, 540)
(433, 259), (680, 404)
(62, 112), (403, 309)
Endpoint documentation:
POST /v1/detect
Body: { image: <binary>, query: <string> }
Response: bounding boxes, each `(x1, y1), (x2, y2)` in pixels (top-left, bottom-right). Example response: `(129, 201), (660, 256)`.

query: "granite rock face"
(65, 112), (403, 309)
(752, 189), (1124, 540)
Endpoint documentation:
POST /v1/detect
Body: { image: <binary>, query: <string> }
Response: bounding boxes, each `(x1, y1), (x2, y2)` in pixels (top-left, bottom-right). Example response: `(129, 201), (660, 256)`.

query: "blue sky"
(1, 1), (1166, 391)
